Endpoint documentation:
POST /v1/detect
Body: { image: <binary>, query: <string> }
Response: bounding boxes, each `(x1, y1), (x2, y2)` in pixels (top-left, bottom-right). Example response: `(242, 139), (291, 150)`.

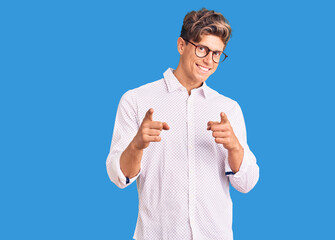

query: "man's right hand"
(132, 108), (170, 150)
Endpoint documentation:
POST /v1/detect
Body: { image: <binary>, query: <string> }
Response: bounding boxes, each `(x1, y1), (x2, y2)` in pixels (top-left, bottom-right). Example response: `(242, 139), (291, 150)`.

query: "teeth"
(198, 65), (209, 72)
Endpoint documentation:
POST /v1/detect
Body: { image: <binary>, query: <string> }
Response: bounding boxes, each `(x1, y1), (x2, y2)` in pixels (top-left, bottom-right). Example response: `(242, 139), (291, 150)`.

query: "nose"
(203, 51), (213, 65)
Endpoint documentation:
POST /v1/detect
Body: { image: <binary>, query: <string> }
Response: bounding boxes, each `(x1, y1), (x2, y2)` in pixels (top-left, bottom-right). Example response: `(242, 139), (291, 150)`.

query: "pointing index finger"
(207, 121), (220, 130)
(149, 121), (166, 130)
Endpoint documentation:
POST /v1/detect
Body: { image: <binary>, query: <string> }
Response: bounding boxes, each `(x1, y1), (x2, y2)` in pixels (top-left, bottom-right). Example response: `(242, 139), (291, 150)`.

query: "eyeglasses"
(183, 38), (228, 63)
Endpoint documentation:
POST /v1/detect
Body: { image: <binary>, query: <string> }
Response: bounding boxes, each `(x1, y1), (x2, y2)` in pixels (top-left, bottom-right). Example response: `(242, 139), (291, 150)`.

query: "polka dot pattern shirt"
(106, 68), (259, 240)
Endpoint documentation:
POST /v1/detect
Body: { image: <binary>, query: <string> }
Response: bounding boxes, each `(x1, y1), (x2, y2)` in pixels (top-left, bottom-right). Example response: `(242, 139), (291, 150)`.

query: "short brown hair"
(180, 8), (232, 47)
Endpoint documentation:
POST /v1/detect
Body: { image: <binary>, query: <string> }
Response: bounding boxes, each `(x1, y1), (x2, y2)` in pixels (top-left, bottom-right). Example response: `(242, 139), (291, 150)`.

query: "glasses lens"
(213, 53), (222, 63)
(195, 46), (209, 58)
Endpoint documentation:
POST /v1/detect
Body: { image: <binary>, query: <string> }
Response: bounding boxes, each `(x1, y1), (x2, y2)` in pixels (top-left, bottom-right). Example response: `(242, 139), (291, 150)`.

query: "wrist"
(130, 140), (144, 152)
(228, 142), (243, 153)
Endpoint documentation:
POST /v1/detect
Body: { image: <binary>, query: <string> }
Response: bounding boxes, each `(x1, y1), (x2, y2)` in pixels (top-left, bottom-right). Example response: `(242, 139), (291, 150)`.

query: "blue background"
(1, 0), (334, 239)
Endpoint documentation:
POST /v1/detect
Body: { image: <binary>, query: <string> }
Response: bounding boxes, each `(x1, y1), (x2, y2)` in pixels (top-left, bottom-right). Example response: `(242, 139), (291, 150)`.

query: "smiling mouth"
(196, 63), (211, 73)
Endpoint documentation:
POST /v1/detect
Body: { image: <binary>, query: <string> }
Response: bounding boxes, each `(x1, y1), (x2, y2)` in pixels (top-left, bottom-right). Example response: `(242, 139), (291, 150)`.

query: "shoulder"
(124, 78), (165, 97)
(118, 78), (165, 111)
(206, 85), (240, 109)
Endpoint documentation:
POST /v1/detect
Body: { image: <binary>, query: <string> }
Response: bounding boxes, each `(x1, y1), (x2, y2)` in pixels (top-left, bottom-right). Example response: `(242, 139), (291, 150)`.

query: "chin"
(195, 69), (212, 81)
(193, 73), (209, 83)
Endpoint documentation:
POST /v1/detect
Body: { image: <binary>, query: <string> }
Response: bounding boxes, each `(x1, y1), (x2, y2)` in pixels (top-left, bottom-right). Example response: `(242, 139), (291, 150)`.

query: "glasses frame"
(183, 38), (228, 63)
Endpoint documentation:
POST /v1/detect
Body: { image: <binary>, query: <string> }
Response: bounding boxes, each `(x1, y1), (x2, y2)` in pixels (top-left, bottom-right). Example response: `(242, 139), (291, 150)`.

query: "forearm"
(228, 144), (244, 173)
(120, 140), (143, 179)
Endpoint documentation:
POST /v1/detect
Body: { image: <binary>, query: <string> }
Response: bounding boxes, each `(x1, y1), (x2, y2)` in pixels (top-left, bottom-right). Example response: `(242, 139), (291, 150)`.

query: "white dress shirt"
(106, 68), (259, 240)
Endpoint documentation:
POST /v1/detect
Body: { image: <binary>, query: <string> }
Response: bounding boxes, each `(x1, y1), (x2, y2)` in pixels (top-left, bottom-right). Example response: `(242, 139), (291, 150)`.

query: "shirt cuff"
(114, 152), (141, 186)
(225, 147), (250, 176)
(232, 147), (253, 177)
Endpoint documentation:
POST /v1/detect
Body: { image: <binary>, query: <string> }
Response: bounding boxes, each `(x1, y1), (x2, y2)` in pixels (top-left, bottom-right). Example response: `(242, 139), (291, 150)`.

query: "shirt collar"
(163, 68), (209, 99)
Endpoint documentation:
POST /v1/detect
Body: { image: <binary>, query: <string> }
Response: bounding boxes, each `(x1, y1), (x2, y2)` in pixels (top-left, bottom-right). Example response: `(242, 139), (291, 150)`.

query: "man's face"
(178, 34), (225, 84)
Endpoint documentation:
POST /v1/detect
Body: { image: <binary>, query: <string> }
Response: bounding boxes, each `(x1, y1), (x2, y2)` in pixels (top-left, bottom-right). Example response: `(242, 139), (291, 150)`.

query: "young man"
(106, 8), (259, 240)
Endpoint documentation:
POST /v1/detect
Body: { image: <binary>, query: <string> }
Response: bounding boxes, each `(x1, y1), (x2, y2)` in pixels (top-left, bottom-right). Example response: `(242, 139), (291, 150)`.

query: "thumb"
(220, 112), (228, 124)
(144, 108), (154, 122)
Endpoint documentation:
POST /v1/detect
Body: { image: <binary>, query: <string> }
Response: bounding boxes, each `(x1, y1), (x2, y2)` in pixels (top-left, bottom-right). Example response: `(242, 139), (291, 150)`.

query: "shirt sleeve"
(106, 89), (141, 189)
(225, 102), (260, 193)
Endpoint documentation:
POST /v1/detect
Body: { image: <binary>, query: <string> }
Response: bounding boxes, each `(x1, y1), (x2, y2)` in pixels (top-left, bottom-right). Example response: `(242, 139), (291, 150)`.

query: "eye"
(213, 51), (222, 56)
(198, 46), (206, 52)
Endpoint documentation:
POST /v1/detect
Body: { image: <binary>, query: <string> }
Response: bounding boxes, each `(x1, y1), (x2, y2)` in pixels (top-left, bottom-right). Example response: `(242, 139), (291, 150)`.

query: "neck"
(174, 65), (204, 95)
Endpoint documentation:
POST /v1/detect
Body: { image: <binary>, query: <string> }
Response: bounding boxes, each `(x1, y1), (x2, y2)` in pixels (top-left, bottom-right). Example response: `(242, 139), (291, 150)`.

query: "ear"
(177, 37), (186, 55)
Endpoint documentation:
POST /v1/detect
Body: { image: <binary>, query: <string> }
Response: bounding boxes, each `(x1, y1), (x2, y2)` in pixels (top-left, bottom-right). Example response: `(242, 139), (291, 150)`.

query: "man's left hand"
(207, 112), (242, 151)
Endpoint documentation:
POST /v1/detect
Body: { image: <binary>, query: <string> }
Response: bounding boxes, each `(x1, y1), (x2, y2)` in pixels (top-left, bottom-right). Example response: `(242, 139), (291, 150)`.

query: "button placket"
(187, 94), (197, 239)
